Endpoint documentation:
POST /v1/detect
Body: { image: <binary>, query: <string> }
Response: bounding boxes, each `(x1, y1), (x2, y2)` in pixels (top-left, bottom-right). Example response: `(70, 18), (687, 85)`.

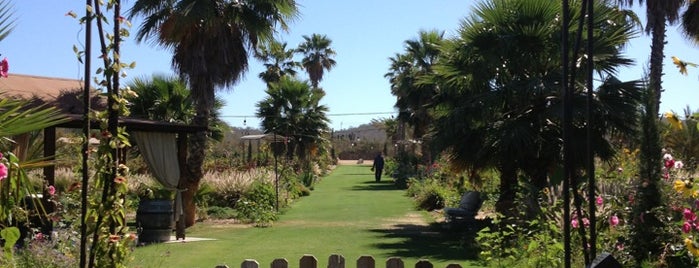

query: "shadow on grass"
(368, 221), (489, 262)
(351, 181), (400, 191)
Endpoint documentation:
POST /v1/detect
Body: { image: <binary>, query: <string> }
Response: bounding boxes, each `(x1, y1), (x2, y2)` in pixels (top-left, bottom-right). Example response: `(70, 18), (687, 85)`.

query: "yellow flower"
(672, 56), (698, 76)
(674, 180), (695, 198)
(664, 112), (683, 130)
(686, 238), (699, 257)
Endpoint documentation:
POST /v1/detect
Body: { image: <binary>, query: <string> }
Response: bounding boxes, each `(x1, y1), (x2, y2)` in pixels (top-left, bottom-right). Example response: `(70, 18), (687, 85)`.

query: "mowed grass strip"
(130, 165), (483, 268)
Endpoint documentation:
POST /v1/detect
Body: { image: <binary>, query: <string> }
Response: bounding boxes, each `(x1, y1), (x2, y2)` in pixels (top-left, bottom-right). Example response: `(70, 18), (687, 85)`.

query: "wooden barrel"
(136, 199), (173, 243)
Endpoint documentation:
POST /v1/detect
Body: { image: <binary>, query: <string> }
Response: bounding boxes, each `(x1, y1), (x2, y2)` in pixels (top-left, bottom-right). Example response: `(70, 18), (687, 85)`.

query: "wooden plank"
(386, 257), (404, 268)
(300, 254), (318, 268)
(414, 260), (432, 268)
(241, 259), (259, 268)
(271, 258), (288, 268)
(356, 256), (375, 268)
(328, 254), (345, 268)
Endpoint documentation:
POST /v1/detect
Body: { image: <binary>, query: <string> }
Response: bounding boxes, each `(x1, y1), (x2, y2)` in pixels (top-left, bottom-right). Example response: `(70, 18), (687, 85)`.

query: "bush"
(235, 181), (278, 226)
(205, 206), (236, 220)
(406, 177), (457, 211)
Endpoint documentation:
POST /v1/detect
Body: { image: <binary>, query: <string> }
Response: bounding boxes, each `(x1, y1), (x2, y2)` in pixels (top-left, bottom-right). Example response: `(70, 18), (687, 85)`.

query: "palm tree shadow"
(351, 181), (399, 191)
(368, 221), (487, 261)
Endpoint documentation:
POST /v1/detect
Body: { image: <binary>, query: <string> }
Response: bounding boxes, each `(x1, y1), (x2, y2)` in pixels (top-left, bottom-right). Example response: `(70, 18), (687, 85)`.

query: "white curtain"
(132, 131), (184, 222)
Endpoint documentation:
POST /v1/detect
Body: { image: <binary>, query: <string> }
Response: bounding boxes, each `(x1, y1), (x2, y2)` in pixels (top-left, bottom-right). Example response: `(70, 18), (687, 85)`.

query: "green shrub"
(235, 181), (278, 226)
(206, 206), (236, 219)
(406, 177), (457, 211)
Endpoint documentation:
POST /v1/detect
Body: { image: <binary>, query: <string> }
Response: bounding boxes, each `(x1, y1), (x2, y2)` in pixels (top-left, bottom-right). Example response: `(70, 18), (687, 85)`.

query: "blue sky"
(3, 1), (699, 130)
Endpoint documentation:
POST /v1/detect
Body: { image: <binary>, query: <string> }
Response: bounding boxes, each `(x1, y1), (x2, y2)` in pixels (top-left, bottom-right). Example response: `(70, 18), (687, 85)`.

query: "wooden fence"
(214, 254), (465, 268)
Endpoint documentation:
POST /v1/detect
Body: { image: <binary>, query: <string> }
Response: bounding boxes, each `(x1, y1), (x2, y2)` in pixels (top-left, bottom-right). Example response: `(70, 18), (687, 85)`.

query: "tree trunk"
(182, 78), (215, 227)
(181, 178), (200, 227)
(496, 163), (518, 218)
(630, 13), (667, 263)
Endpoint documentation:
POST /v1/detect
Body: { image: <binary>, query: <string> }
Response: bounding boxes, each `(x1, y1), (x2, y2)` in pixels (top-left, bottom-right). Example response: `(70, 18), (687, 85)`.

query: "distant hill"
(333, 123), (386, 143)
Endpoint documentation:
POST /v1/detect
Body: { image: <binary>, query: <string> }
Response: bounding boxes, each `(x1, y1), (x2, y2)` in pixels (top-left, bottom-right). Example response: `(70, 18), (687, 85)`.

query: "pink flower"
(596, 196), (603, 206)
(0, 57), (8, 77)
(684, 208), (697, 222)
(571, 219), (579, 229)
(583, 218), (590, 227)
(684, 222), (693, 233)
(665, 159), (675, 169)
(0, 162), (7, 180)
(616, 243), (624, 251)
(675, 161), (684, 169)
(609, 215), (619, 227)
(664, 153), (673, 161)
(47, 185), (56, 196)
(34, 232), (43, 241)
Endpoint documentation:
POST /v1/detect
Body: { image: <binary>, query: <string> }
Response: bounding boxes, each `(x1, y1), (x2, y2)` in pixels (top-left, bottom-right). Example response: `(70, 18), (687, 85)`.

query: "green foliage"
(235, 181), (278, 227)
(476, 194), (564, 268)
(10, 229), (80, 268)
(300, 171), (316, 189)
(205, 206), (236, 220)
(406, 177), (457, 211)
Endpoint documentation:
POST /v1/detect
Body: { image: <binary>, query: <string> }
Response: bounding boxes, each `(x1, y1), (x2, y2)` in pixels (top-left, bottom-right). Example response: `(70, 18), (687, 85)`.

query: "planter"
(136, 199), (173, 243)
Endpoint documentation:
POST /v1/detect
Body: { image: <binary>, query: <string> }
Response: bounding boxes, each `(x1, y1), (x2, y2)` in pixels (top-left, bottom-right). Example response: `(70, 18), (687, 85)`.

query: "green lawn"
(130, 165), (483, 268)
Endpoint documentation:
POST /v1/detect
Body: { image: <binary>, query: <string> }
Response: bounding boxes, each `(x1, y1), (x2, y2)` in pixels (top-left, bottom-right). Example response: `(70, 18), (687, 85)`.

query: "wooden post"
(271, 258), (288, 268)
(300, 254), (317, 268)
(415, 260), (432, 268)
(357, 256), (375, 268)
(328, 254), (345, 268)
(386, 257), (404, 268)
(241, 259), (259, 268)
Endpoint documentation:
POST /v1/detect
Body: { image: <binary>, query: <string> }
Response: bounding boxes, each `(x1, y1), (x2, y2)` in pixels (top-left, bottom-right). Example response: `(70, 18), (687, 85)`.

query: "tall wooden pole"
(586, 0), (597, 260)
(561, 0), (572, 267)
(79, 0), (92, 266)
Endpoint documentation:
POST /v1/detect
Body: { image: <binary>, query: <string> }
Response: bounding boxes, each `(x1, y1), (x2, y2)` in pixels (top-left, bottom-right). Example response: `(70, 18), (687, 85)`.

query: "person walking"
(371, 152), (384, 182)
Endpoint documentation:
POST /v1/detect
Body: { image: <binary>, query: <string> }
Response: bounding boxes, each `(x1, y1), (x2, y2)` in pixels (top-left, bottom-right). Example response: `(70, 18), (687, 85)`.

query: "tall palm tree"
(617, 0), (685, 261)
(387, 30), (444, 165)
(429, 0), (640, 217)
(296, 33), (336, 88)
(256, 76), (330, 162)
(256, 39), (299, 85)
(129, 0), (298, 227)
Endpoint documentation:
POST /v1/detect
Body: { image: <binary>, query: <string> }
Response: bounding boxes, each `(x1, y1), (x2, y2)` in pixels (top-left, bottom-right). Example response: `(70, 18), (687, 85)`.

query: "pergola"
(2, 73), (205, 239)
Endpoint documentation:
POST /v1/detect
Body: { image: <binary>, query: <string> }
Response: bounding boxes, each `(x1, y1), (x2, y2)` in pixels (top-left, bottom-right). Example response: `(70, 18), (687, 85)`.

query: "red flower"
(108, 234), (120, 242)
(0, 58), (9, 77)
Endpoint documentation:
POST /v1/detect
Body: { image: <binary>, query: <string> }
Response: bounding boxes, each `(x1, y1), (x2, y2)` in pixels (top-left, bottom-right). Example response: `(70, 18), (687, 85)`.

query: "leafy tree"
(296, 33), (336, 88)
(429, 0), (641, 216)
(129, 0), (298, 227)
(256, 76), (330, 165)
(256, 39), (299, 85)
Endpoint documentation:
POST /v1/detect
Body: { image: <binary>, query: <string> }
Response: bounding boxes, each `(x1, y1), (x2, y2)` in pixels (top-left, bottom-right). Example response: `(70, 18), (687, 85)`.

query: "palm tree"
(256, 76), (330, 163)
(296, 33), (336, 88)
(126, 74), (227, 140)
(387, 30), (444, 165)
(129, 0), (298, 227)
(429, 0), (640, 216)
(127, 75), (194, 123)
(617, 0), (686, 261)
(256, 39), (299, 85)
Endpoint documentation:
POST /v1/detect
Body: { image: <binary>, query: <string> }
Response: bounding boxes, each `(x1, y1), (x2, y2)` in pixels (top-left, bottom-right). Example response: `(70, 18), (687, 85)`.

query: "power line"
(220, 111), (396, 118)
